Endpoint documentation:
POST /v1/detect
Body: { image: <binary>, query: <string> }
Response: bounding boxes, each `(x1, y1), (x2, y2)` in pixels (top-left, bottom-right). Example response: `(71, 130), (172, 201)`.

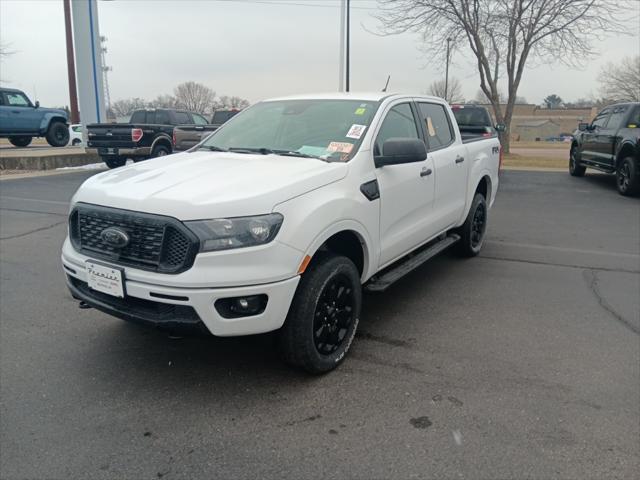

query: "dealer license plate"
(86, 261), (125, 298)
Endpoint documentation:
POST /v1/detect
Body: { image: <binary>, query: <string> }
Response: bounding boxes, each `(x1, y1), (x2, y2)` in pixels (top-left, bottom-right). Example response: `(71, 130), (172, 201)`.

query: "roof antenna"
(381, 75), (391, 92)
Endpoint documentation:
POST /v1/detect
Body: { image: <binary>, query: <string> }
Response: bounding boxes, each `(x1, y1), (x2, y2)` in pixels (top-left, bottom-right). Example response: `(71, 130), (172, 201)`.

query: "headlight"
(185, 213), (284, 252)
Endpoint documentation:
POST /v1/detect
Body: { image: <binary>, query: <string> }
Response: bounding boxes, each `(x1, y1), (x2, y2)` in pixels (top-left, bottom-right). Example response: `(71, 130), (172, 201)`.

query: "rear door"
(374, 102), (436, 266)
(582, 108), (611, 163)
(597, 105), (629, 168)
(416, 101), (468, 232)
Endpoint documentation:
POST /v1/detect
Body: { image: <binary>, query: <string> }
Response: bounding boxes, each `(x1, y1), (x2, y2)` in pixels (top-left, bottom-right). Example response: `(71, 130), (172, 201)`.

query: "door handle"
(455, 156), (465, 164)
(12, 110), (20, 114)
(420, 168), (432, 177)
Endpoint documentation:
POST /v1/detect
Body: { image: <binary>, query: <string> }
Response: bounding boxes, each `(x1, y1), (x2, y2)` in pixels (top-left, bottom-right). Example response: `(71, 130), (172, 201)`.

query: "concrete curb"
(0, 153), (100, 171)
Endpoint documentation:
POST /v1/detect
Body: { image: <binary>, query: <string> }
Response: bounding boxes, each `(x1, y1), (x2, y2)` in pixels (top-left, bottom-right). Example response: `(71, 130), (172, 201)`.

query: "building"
(513, 119), (561, 141)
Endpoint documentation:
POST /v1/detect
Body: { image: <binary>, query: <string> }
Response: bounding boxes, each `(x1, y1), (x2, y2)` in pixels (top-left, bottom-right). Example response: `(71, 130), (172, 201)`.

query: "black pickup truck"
(570, 102), (640, 196)
(86, 108), (209, 168)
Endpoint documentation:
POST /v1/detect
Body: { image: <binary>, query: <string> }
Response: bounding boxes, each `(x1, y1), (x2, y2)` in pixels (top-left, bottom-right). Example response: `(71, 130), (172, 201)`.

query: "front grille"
(70, 203), (199, 273)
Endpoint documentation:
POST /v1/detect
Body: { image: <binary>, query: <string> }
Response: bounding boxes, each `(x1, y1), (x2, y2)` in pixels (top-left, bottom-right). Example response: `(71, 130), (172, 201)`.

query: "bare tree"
(214, 95), (250, 110)
(376, 0), (627, 152)
(110, 97), (148, 118)
(174, 81), (216, 114)
(0, 41), (16, 84)
(598, 55), (640, 102)
(428, 77), (464, 103)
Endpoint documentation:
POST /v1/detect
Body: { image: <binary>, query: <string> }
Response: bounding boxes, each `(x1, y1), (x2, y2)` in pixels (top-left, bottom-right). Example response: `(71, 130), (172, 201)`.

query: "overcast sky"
(1, 0), (639, 107)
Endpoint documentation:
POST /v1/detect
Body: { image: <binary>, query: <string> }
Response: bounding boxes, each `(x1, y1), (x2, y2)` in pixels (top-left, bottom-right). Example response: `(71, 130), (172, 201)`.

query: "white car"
(62, 93), (501, 373)
(68, 124), (83, 147)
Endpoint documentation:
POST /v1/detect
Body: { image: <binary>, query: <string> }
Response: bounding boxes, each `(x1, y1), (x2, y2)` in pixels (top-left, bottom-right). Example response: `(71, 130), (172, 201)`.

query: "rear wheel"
(151, 144), (170, 158)
(455, 193), (488, 257)
(46, 121), (70, 147)
(278, 253), (361, 374)
(569, 148), (586, 177)
(617, 156), (640, 196)
(102, 156), (126, 169)
(8, 136), (32, 147)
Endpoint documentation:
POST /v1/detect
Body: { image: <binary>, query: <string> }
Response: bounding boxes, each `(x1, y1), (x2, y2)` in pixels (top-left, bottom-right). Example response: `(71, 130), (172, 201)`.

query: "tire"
(151, 144), (170, 158)
(455, 193), (488, 257)
(278, 253), (362, 374)
(8, 136), (32, 147)
(102, 156), (126, 169)
(616, 156), (640, 196)
(45, 121), (70, 147)
(569, 147), (586, 177)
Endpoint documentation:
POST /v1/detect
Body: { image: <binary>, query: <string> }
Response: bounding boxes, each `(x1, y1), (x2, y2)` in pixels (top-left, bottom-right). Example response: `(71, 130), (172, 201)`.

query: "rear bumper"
(86, 147), (151, 157)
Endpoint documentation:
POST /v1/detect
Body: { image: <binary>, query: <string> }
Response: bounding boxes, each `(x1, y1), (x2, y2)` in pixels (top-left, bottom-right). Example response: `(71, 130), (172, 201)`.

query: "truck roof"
(266, 92), (445, 103)
(0, 87), (26, 94)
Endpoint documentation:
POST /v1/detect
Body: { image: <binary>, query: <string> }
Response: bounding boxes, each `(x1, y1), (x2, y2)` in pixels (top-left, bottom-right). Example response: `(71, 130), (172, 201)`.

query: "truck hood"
(73, 151), (348, 219)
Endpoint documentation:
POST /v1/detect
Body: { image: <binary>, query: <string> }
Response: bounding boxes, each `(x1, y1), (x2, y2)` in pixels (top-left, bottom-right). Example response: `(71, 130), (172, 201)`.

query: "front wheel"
(569, 148), (586, 177)
(46, 121), (70, 147)
(102, 156), (126, 169)
(278, 253), (362, 374)
(8, 136), (32, 147)
(617, 157), (640, 196)
(455, 193), (488, 257)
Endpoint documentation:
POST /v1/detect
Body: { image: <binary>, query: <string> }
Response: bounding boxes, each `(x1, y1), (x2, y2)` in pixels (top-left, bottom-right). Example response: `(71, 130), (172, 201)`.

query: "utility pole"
(63, 0), (79, 123)
(100, 36), (112, 117)
(339, 0), (345, 91)
(444, 37), (451, 102)
(345, 0), (350, 92)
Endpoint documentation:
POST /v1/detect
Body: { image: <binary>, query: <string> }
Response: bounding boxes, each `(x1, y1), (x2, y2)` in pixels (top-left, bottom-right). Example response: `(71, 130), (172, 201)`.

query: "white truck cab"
(62, 93), (501, 373)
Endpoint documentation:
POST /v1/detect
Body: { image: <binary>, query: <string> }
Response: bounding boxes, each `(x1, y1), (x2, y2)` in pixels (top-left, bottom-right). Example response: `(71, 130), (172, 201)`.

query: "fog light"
(215, 294), (268, 319)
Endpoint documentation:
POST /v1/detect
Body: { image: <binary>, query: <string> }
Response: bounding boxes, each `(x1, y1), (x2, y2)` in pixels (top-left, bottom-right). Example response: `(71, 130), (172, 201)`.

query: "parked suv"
(0, 88), (69, 147)
(570, 102), (640, 196)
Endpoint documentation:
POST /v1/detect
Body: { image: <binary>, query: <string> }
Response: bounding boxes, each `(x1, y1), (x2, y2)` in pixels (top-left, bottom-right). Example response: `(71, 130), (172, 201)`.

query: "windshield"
(200, 99), (379, 161)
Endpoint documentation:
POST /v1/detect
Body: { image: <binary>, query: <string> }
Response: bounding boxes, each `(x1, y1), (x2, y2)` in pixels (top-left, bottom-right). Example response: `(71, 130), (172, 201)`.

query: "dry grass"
(502, 153), (566, 169)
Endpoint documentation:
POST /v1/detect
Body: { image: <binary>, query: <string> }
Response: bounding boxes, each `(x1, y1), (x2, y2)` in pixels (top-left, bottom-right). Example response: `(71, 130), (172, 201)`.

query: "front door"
(1, 91), (37, 133)
(582, 108), (611, 164)
(374, 102), (436, 267)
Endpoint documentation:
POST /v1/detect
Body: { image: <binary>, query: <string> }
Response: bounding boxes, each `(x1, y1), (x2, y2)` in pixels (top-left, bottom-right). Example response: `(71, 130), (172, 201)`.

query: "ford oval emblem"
(101, 227), (129, 248)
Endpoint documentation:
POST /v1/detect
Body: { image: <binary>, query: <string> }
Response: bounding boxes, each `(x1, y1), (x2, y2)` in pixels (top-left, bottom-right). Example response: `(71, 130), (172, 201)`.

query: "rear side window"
(375, 103), (420, 155)
(630, 107), (640, 126)
(418, 103), (454, 150)
(155, 110), (170, 124)
(174, 112), (191, 124)
(130, 111), (146, 123)
(591, 109), (610, 128)
(606, 106), (628, 130)
(452, 107), (491, 127)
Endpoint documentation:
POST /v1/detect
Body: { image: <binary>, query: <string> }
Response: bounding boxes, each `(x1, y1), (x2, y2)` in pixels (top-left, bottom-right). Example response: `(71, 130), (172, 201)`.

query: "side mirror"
(495, 123), (506, 132)
(375, 138), (427, 168)
(34, 100), (40, 108)
(578, 123), (589, 132)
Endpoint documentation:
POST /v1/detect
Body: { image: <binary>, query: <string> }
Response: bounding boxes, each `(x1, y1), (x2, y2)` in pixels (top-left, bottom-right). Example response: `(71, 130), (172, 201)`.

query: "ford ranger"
(570, 102), (640, 196)
(62, 93), (501, 373)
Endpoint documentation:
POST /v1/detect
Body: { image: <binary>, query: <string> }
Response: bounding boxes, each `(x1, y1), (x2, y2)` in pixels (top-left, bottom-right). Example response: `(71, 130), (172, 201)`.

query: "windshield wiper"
(228, 147), (274, 155)
(226, 147), (327, 161)
(198, 145), (228, 152)
(273, 150), (325, 161)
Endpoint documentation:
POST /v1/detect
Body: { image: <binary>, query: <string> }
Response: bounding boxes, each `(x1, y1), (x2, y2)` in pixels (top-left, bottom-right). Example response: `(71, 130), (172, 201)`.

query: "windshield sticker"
(327, 142), (353, 154)
(346, 124), (367, 139)
(426, 117), (436, 137)
(354, 107), (366, 115)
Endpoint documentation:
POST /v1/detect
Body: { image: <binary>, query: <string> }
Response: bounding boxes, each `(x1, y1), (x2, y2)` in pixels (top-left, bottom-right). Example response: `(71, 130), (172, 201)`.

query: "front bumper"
(62, 242), (301, 337)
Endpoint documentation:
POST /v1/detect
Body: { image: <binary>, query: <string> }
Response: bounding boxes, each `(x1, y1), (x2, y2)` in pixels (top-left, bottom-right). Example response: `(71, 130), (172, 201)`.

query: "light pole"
(338, 0), (351, 92)
(444, 37), (452, 102)
(345, 0), (350, 92)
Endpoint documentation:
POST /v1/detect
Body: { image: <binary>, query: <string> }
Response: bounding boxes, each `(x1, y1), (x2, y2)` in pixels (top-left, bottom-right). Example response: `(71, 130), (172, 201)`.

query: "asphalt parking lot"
(1, 170), (638, 479)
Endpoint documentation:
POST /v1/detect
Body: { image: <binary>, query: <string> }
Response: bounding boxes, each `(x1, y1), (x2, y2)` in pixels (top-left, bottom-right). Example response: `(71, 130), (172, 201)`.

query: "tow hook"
(78, 301), (92, 310)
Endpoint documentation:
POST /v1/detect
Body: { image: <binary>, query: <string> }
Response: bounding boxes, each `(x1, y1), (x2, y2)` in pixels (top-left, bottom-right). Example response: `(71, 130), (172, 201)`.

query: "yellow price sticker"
(354, 108), (366, 115)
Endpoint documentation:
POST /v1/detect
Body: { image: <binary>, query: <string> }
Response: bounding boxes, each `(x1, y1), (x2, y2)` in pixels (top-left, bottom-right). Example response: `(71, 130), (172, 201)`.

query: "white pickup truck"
(62, 93), (501, 373)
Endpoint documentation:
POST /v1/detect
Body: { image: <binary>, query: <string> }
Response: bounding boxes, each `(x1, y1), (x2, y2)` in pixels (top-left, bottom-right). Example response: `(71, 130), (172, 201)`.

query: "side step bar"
(364, 234), (461, 293)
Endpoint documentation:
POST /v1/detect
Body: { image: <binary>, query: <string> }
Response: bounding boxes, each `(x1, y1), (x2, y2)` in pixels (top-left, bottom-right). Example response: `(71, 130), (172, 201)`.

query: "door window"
(193, 113), (208, 125)
(418, 103), (454, 150)
(591, 109), (610, 129)
(155, 110), (170, 125)
(606, 106), (628, 130)
(174, 112), (191, 124)
(375, 103), (419, 156)
(5, 92), (31, 107)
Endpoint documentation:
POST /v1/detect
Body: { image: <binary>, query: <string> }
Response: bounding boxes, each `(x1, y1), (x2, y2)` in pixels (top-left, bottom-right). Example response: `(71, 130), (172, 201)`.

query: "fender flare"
(302, 219), (377, 282)
(39, 114), (68, 135)
(150, 134), (173, 153)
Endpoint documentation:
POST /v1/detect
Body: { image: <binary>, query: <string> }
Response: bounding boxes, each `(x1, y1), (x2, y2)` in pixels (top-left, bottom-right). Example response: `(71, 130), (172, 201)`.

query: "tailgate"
(87, 124), (136, 148)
